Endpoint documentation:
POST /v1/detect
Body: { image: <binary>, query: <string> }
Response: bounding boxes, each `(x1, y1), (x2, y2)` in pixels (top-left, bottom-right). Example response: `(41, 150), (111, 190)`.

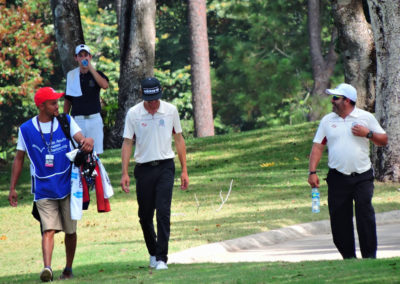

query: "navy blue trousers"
(326, 168), (377, 259)
(134, 159), (175, 263)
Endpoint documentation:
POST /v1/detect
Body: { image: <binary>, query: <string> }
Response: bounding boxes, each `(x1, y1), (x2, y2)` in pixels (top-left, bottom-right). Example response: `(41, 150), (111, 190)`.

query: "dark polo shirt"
(65, 70), (109, 116)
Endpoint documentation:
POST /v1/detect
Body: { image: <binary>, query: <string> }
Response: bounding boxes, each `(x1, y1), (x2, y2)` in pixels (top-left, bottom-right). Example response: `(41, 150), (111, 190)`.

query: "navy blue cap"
(141, 77), (162, 101)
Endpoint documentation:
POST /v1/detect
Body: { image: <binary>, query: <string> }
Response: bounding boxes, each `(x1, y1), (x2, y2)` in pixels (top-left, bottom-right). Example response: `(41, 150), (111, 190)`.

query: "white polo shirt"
(313, 107), (385, 175)
(123, 100), (183, 163)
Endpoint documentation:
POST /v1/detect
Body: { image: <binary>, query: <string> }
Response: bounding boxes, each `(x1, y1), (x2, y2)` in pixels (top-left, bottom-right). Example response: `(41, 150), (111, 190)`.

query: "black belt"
(73, 113), (99, 119)
(330, 168), (370, 177)
(136, 159), (172, 167)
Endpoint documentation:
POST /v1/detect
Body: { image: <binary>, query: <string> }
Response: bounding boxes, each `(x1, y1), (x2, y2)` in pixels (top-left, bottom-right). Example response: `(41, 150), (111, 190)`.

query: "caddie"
(8, 87), (94, 281)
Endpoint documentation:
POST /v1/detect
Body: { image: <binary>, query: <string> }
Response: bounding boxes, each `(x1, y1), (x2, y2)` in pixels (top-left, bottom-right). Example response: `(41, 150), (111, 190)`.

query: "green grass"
(1, 122), (399, 283)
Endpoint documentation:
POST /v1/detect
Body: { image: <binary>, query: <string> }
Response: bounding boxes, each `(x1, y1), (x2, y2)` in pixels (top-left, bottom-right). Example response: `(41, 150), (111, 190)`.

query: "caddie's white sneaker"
(156, 261), (168, 270)
(149, 255), (157, 268)
(40, 267), (53, 282)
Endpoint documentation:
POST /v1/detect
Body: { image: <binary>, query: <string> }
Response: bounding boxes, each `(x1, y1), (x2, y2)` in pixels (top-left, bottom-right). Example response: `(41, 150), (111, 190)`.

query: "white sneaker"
(156, 261), (168, 270)
(40, 267), (53, 282)
(149, 255), (157, 268)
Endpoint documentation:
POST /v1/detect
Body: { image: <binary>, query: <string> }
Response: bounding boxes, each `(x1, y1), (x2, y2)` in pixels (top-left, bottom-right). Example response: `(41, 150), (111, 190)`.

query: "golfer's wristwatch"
(366, 130), (373, 139)
(309, 171), (317, 175)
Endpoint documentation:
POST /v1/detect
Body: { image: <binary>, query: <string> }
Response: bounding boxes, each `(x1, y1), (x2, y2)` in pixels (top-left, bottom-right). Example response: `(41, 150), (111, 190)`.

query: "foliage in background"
(0, 0), (56, 159)
(155, 0), (341, 133)
(209, 0), (313, 130)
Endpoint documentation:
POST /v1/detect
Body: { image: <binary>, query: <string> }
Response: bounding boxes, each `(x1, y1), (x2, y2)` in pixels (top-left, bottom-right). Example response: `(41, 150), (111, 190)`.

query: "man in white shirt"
(308, 83), (388, 259)
(120, 77), (189, 270)
(64, 44), (109, 155)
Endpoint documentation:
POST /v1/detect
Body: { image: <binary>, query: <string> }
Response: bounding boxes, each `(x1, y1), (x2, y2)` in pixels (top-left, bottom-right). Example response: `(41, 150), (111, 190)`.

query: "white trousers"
(73, 113), (104, 154)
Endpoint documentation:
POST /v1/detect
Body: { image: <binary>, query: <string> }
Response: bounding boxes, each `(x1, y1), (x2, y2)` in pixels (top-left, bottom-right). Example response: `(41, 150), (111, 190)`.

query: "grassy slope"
(0, 122), (399, 283)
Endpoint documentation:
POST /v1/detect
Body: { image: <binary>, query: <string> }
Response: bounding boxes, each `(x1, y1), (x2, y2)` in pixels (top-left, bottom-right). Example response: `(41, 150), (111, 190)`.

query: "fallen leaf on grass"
(0, 235), (6, 240)
(260, 162), (275, 168)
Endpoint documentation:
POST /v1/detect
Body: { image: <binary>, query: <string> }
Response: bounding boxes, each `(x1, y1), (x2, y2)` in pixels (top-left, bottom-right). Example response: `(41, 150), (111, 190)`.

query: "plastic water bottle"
(311, 187), (320, 213)
(82, 59), (88, 67)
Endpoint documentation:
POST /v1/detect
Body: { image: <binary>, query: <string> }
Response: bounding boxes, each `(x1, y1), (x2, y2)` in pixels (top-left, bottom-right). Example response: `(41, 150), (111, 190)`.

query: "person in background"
(9, 87), (94, 282)
(308, 83), (388, 259)
(120, 77), (189, 270)
(64, 44), (109, 155)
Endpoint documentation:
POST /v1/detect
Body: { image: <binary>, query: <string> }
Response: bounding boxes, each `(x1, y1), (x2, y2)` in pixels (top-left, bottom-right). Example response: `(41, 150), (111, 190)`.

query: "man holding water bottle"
(64, 44), (109, 155)
(308, 83), (388, 259)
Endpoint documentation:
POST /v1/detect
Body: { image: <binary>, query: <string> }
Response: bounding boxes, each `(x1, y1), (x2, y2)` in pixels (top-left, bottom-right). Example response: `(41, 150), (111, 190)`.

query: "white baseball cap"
(75, 44), (91, 55)
(326, 83), (357, 102)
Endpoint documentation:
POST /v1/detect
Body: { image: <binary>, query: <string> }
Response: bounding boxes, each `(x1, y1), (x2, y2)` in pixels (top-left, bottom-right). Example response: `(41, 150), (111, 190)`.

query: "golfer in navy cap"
(120, 77), (189, 270)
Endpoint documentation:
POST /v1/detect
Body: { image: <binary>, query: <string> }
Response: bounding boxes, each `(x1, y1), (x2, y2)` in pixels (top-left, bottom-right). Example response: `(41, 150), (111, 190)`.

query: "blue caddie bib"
(20, 116), (72, 200)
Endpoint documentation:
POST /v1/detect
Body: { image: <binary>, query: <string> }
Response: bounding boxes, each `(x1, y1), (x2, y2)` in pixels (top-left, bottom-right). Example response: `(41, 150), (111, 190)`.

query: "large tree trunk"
(106, 0), (156, 148)
(307, 0), (338, 121)
(367, 0), (400, 182)
(332, 0), (376, 112)
(50, 0), (85, 75)
(188, 0), (214, 137)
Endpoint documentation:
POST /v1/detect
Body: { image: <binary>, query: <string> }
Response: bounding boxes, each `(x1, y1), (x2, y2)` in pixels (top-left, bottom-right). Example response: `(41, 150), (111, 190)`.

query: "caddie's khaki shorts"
(36, 195), (77, 234)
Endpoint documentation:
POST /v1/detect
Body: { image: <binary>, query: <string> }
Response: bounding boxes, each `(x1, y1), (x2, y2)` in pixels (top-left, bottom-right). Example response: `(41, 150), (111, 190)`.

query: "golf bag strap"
(56, 114), (77, 149)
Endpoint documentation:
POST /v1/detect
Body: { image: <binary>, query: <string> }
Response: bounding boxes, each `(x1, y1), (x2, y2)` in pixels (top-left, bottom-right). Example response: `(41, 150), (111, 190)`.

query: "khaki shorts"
(36, 195), (77, 234)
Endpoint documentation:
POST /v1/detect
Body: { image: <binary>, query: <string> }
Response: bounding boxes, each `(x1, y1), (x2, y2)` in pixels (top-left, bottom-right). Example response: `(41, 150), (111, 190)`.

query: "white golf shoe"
(156, 261), (168, 270)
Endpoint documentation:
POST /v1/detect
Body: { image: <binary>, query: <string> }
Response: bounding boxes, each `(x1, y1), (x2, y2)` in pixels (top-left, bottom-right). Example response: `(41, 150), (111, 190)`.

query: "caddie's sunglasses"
(332, 95), (346, 101)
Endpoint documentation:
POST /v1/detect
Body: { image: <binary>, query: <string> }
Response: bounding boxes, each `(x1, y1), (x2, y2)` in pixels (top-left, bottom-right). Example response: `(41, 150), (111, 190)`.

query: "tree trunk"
(50, 0), (85, 75)
(188, 0), (215, 137)
(332, 0), (376, 112)
(307, 0), (338, 121)
(106, 0), (156, 148)
(367, 0), (400, 182)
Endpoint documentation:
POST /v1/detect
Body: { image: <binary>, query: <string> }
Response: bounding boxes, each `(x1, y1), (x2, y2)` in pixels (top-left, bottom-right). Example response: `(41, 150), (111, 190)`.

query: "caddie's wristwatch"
(309, 171), (317, 175)
(366, 130), (373, 139)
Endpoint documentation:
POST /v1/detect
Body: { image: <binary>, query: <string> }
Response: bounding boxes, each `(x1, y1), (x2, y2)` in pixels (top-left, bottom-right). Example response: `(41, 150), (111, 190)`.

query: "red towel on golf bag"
(81, 164), (111, 212)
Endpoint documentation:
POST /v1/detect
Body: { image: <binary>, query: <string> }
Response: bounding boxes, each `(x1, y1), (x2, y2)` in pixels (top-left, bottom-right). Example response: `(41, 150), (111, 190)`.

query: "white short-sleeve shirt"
(17, 116), (81, 151)
(123, 100), (183, 163)
(313, 107), (385, 175)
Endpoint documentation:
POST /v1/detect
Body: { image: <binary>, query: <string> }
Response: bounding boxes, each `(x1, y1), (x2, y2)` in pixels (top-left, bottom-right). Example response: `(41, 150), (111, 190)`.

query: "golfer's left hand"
(181, 172), (189, 190)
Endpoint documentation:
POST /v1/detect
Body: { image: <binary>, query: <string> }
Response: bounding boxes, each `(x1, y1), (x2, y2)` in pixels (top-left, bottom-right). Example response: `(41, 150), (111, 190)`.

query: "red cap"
(34, 87), (64, 107)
